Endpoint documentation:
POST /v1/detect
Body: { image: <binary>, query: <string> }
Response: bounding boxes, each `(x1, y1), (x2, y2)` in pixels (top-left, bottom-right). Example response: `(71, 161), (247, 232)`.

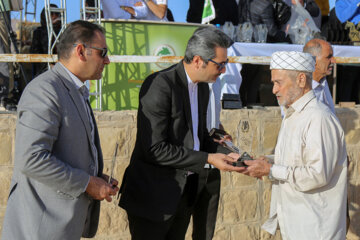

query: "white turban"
(270, 51), (315, 72)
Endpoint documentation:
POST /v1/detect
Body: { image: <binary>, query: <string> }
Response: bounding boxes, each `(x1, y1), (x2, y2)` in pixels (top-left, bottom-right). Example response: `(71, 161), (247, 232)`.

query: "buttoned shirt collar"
(290, 90), (316, 114)
(58, 62), (86, 91)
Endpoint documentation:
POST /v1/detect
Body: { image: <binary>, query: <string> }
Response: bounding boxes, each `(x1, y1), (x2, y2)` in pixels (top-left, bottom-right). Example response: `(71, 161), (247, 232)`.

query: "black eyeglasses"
(207, 58), (229, 71)
(73, 43), (108, 58)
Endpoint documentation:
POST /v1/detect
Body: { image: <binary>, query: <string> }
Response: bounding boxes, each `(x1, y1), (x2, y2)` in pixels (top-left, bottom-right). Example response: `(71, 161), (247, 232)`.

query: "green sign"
(90, 20), (200, 110)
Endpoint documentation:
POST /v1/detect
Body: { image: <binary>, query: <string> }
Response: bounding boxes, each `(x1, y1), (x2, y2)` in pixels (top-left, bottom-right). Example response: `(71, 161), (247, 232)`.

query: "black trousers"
(127, 174), (198, 240)
(192, 168), (221, 240)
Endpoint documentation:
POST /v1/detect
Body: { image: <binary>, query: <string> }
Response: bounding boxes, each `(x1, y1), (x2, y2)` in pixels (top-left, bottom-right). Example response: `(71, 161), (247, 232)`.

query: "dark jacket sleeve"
(137, 71), (208, 174)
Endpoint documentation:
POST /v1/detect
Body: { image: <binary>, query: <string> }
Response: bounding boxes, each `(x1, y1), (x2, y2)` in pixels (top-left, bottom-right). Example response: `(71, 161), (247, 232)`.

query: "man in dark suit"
(2, 20), (119, 240)
(119, 26), (241, 240)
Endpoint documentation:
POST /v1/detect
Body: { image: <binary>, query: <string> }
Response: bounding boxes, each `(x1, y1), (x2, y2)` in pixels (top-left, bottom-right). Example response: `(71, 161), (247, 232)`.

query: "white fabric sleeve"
(271, 164), (289, 181)
(274, 113), (346, 192)
(155, 0), (167, 5)
(133, 3), (148, 18)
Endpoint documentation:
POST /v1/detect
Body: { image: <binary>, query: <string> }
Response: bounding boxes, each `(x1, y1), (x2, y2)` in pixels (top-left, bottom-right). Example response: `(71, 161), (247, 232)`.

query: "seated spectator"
(140, 0), (167, 21)
(238, 0), (291, 43)
(85, 0), (103, 19)
(187, 0), (238, 25)
(30, 4), (61, 77)
(102, 0), (168, 21)
(102, 0), (137, 19)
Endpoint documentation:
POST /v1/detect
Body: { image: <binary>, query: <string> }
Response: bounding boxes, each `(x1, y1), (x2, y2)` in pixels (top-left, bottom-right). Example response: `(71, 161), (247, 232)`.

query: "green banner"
(90, 20), (200, 111)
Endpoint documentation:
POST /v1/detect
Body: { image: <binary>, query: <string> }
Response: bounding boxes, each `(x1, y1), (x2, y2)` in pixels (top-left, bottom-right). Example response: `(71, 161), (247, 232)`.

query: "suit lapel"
(52, 63), (95, 156)
(86, 100), (103, 175)
(176, 62), (194, 137)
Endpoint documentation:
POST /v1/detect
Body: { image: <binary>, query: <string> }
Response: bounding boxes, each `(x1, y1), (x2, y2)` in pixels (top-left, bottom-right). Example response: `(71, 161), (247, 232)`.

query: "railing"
(1, 54), (359, 110)
(1, 54), (360, 64)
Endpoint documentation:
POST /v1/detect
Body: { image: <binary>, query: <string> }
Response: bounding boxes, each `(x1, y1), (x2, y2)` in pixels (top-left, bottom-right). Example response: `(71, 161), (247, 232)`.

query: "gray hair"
(183, 26), (234, 64)
(303, 38), (331, 58)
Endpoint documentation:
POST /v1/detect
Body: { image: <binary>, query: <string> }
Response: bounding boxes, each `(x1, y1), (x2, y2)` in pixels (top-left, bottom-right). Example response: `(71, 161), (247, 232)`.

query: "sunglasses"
(207, 58), (229, 71)
(73, 43), (108, 58)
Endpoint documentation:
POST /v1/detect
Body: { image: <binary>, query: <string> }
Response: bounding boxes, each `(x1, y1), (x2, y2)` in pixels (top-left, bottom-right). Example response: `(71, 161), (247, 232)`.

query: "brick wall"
(0, 107), (359, 240)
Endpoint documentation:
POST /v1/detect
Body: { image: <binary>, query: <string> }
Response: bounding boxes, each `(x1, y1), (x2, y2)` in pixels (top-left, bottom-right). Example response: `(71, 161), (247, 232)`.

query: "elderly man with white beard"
(239, 51), (347, 240)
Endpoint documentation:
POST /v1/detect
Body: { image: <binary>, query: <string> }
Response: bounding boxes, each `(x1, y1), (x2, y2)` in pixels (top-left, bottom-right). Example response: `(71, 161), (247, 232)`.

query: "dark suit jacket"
(119, 62), (229, 221)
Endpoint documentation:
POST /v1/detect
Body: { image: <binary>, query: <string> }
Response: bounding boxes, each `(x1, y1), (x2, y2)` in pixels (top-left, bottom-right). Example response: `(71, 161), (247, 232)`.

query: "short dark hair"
(57, 20), (105, 60)
(184, 26), (234, 64)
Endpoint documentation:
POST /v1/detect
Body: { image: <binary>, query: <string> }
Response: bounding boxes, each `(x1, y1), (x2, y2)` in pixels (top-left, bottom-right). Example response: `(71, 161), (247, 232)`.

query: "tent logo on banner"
(154, 44), (176, 69)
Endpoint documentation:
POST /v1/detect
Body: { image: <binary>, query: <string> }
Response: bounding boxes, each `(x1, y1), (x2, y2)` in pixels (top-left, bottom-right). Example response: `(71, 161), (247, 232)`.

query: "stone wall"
(0, 107), (359, 240)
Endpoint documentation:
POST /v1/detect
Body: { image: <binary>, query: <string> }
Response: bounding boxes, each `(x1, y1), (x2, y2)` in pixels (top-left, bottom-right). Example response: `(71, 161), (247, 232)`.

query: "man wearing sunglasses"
(119, 26), (241, 239)
(2, 20), (119, 240)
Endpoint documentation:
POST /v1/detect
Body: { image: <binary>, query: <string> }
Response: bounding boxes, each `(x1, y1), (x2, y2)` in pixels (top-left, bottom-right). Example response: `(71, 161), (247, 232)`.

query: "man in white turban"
(239, 51), (348, 240)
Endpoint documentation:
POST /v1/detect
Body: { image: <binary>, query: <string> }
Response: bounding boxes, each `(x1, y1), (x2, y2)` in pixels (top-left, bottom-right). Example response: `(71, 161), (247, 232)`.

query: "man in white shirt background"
(303, 38), (336, 113)
(239, 51), (347, 240)
(102, 0), (168, 21)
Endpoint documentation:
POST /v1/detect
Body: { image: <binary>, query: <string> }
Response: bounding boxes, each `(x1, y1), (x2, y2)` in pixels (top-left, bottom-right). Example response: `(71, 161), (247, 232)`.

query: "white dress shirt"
(263, 90), (347, 240)
(102, 0), (136, 19)
(206, 79), (221, 131)
(185, 70), (200, 152)
(312, 77), (335, 113)
(137, 0), (168, 21)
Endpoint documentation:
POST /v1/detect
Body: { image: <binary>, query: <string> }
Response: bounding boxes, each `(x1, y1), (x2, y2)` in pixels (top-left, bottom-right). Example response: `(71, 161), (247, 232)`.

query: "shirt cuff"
(83, 175), (91, 193)
(271, 164), (289, 181)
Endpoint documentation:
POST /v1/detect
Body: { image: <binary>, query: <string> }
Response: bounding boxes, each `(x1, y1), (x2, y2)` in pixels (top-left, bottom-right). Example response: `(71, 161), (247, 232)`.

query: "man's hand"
(101, 173), (119, 187)
(242, 156), (272, 179)
(207, 153), (246, 172)
(86, 176), (119, 202)
(134, 1), (143, 6)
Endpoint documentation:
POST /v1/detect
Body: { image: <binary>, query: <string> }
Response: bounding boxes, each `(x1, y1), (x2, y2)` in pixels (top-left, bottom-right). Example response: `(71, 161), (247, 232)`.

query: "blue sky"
(23, 0), (335, 24)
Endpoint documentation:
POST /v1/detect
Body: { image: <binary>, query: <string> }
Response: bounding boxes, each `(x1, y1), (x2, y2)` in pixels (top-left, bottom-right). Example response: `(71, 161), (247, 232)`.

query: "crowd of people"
(97, 0), (358, 45)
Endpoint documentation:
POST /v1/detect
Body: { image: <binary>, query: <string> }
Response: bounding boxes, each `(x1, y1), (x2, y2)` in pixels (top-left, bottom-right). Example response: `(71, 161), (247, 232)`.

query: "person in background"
(103, 0), (168, 21)
(1, 20), (119, 240)
(0, 0), (22, 109)
(241, 51), (347, 240)
(30, 4), (61, 77)
(102, 0), (137, 19)
(187, 0), (239, 26)
(238, 0), (291, 43)
(303, 38), (336, 113)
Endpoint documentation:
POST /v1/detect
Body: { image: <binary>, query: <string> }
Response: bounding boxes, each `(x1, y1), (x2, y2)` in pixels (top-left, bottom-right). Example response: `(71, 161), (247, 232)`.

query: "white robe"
(263, 90), (347, 240)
